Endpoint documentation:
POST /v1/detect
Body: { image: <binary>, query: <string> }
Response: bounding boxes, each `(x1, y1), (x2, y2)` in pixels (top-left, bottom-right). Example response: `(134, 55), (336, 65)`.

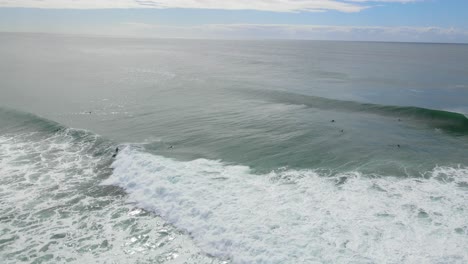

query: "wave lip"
(105, 146), (468, 264)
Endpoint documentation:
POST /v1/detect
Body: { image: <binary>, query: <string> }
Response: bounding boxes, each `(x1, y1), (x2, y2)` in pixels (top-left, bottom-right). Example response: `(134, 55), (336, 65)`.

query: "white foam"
(0, 132), (217, 263)
(105, 146), (468, 264)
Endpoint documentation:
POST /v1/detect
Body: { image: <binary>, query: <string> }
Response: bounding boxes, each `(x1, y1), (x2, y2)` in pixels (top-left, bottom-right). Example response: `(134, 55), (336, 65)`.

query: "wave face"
(0, 107), (64, 134)
(250, 90), (468, 134)
(106, 146), (468, 264)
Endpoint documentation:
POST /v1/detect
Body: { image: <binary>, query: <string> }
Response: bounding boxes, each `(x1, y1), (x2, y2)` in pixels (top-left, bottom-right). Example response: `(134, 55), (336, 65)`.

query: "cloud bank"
(113, 23), (468, 43)
(0, 0), (421, 13)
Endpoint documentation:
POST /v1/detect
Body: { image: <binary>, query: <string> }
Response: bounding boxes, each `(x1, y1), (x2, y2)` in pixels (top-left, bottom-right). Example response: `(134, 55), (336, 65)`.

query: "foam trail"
(105, 146), (468, 264)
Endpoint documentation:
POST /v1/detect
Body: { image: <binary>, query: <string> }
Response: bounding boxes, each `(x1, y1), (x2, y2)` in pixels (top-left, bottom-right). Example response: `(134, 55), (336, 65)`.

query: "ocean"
(1, 33), (467, 263)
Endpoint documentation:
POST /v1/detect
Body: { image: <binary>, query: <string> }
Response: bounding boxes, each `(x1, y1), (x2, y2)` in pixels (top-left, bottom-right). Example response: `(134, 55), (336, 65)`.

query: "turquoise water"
(1, 33), (468, 263)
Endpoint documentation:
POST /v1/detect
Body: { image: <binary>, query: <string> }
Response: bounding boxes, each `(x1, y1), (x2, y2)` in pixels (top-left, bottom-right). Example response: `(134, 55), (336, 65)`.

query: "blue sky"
(0, 0), (467, 42)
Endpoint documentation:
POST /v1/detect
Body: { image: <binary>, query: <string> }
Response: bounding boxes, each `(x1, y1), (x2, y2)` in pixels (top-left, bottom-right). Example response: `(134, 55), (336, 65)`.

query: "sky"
(0, 0), (467, 43)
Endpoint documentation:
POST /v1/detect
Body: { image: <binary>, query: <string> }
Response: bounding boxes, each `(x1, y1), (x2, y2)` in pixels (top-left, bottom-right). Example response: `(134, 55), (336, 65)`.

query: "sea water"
(1, 33), (467, 263)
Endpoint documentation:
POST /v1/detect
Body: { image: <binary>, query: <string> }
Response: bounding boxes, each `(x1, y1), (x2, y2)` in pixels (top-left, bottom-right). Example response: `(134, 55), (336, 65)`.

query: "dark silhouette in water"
(168, 146), (174, 150)
(336, 176), (348, 186)
(331, 120), (335, 123)
(112, 147), (119, 158)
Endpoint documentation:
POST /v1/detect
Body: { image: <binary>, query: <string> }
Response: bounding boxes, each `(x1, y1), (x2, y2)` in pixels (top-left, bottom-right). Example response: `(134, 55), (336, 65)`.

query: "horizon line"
(2, 31), (468, 45)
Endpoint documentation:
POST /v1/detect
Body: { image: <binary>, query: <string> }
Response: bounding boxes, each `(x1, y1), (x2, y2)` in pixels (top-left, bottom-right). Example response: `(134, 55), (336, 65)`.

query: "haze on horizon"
(0, 0), (467, 43)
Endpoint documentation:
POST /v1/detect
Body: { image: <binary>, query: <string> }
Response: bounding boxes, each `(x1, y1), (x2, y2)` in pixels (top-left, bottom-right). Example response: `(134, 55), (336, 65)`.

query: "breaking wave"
(105, 146), (468, 264)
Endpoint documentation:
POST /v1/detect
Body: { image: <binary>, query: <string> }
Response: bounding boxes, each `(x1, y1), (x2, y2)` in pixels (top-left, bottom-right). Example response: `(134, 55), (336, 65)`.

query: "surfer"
(112, 147), (119, 158)
(336, 176), (347, 185)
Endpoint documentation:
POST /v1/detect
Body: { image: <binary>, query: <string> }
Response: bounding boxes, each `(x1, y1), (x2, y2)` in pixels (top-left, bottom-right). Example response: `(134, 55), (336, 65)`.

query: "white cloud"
(0, 0), (422, 13)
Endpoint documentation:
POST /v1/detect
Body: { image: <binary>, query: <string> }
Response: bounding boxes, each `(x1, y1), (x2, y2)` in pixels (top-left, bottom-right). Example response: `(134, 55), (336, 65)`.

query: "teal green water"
(1, 33), (468, 263)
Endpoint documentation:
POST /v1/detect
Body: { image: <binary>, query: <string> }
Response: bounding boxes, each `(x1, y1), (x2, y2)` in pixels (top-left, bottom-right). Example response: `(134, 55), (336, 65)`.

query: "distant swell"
(250, 90), (468, 134)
